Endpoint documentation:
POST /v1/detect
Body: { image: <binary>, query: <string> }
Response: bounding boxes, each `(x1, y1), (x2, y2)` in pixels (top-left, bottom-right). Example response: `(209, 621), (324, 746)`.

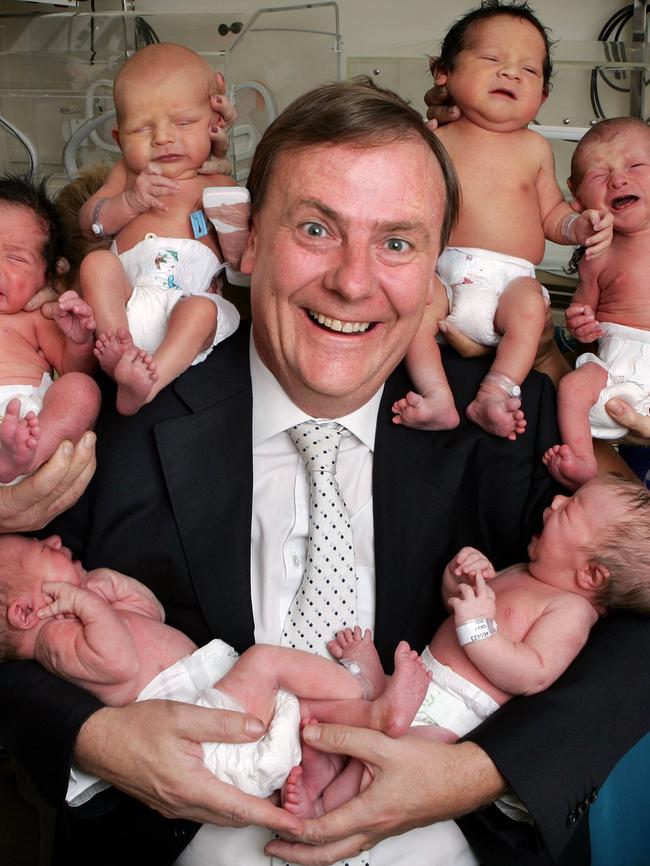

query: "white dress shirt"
(177, 339), (478, 866)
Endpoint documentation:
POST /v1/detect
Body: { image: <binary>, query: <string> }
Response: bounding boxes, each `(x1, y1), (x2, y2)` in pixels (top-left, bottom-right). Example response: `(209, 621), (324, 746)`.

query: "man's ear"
(240, 218), (258, 276)
(576, 561), (610, 593)
(7, 597), (39, 630)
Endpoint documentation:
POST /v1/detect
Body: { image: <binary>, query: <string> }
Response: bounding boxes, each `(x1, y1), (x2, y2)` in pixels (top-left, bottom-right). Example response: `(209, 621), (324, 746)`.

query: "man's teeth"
(309, 310), (370, 333)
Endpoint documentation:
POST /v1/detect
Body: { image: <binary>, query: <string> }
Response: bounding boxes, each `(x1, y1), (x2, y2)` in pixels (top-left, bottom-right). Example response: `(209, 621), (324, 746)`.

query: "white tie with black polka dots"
(283, 420), (359, 654)
(277, 422), (368, 866)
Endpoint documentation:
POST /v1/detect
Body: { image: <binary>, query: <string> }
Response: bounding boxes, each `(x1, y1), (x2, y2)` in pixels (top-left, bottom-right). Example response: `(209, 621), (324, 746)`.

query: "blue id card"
(190, 210), (209, 239)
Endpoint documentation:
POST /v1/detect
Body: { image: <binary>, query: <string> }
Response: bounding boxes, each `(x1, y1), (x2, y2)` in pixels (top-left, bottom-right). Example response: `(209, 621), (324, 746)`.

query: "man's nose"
(325, 242), (376, 300)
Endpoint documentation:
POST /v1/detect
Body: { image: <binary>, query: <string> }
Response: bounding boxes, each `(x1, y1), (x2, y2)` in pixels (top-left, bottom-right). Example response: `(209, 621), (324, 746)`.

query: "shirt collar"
(250, 335), (382, 452)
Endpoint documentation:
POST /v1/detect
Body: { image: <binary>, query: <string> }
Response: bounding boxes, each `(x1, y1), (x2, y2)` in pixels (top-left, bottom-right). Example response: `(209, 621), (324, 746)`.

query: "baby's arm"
(449, 575), (596, 695)
(36, 581), (139, 686)
(81, 568), (165, 622)
(442, 547), (495, 611)
(535, 137), (613, 258)
(79, 159), (180, 240)
(392, 279), (459, 431)
(32, 291), (96, 375)
(565, 256), (605, 343)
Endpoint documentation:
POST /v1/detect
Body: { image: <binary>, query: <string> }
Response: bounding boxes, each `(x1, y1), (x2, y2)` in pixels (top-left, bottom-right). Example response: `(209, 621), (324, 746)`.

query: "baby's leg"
(467, 277), (545, 440)
(0, 374), (100, 482)
(214, 643), (367, 730)
(543, 362), (607, 489)
(80, 250), (132, 377)
(301, 641), (431, 739)
(283, 751), (366, 819)
(112, 295), (217, 415)
(392, 284), (459, 431)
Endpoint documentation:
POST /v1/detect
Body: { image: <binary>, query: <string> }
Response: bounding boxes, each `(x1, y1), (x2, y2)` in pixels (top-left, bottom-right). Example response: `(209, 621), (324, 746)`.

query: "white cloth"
(137, 639), (300, 799)
(175, 339), (479, 866)
(575, 321), (650, 439)
(413, 648), (499, 737)
(0, 372), (52, 418)
(439, 246), (548, 346)
(114, 236), (240, 363)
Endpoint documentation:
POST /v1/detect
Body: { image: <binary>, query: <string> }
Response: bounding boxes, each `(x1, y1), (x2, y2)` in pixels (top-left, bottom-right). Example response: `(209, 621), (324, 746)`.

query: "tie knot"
(289, 421), (344, 473)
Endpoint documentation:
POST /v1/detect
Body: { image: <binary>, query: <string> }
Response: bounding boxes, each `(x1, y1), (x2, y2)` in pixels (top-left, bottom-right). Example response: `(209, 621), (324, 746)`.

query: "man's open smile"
(308, 308), (372, 333)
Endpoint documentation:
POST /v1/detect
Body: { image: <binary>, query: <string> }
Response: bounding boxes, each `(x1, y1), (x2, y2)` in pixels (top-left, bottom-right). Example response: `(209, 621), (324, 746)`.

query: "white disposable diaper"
(575, 322), (650, 439)
(0, 372), (53, 418)
(412, 647), (499, 737)
(439, 247), (547, 346)
(137, 639), (301, 798)
(114, 236), (240, 363)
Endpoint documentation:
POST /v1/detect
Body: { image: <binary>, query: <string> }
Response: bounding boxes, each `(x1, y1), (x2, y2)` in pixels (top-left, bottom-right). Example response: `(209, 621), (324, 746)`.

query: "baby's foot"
(94, 327), (134, 378)
(466, 380), (526, 440)
(327, 626), (386, 700)
(392, 391), (459, 431)
(543, 444), (597, 491)
(114, 348), (159, 416)
(282, 765), (323, 819)
(369, 641), (431, 738)
(0, 400), (40, 482)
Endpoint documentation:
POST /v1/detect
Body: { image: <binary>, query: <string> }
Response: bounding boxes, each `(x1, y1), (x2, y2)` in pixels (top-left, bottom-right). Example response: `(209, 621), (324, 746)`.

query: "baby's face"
(444, 16), (547, 132)
(0, 204), (48, 314)
(528, 479), (624, 573)
(13, 536), (85, 604)
(115, 66), (214, 180)
(573, 129), (650, 234)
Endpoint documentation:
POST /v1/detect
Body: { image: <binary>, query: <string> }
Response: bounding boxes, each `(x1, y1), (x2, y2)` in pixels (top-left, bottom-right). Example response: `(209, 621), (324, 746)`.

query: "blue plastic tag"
(190, 210), (209, 239)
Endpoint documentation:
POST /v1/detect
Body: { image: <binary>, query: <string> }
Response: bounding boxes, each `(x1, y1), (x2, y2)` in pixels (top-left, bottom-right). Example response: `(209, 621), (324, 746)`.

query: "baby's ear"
(429, 56), (449, 87)
(576, 562), (610, 593)
(7, 597), (39, 630)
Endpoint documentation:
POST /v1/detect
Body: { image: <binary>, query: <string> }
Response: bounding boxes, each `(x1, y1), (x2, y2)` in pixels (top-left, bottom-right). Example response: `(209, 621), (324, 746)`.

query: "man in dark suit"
(1, 79), (649, 866)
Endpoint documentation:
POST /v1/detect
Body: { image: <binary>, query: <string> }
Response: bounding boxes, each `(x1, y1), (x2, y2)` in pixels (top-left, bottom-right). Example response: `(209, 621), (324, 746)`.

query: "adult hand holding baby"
(74, 700), (303, 832)
(0, 433), (96, 532)
(199, 71), (237, 176)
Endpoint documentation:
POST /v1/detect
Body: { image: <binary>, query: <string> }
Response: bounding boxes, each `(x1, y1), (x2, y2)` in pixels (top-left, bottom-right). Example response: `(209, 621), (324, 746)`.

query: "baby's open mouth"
(612, 195), (639, 210)
(308, 309), (372, 334)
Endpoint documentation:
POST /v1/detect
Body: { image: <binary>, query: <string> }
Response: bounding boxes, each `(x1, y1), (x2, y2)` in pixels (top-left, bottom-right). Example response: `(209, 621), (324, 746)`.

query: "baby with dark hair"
(0, 175), (99, 484)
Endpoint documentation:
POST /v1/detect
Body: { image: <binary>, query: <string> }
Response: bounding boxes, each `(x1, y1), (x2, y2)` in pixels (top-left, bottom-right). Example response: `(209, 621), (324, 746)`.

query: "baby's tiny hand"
(576, 209), (614, 258)
(38, 581), (81, 619)
(448, 573), (496, 624)
(565, 303), (603, 343)
(55, 290), (96, 344)
(125, 164), (180, 214)
(452, 547), (496, 583)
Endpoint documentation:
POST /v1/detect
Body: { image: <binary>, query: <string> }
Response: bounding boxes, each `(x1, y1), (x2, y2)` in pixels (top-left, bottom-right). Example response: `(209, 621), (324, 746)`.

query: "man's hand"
(199, 72), (237, 176)
(74, 701), (303, 833)
(437, 319), (492, 358)
(424, 78), (461, 129)
(606, 398), (650, 445)
(124, 164), (180, 214)
(24, 286), (60, 314)
(265, 725), (505, 864)
(565, 303), (603, 343)
(0, 433), (95, 532)
(54, 290), (96, 344)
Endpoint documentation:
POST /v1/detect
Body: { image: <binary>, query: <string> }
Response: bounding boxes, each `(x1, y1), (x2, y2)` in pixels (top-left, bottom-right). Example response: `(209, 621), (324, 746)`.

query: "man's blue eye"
(303, 223), (326, 238)
(385, 237), (410, 252)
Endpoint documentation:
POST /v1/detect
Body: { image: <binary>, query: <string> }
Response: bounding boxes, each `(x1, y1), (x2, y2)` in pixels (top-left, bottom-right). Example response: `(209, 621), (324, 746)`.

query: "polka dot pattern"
(282, 421), (358, 654)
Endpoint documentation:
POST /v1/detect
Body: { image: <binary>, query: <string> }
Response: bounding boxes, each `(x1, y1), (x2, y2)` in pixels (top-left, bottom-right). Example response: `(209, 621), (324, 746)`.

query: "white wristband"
(456, 617), (498, 646)
(561, 212), (580, 243)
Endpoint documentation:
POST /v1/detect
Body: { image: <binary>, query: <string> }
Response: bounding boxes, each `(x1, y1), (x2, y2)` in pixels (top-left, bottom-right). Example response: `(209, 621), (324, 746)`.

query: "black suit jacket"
(2, 324), (648, 866)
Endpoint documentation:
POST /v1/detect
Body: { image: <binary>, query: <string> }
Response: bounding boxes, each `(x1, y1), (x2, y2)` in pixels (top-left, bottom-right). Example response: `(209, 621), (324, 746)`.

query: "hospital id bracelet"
(456, 617), (498, 646)
(560, 212), (580, 243)
(482, 371), (521, 398)
(90, 198), (110, 239)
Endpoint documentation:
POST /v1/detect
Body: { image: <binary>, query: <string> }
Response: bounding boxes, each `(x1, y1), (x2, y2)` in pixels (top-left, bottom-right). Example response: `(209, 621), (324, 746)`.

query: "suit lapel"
(373, 366), (469, 662)
(153, 326), (256, 652)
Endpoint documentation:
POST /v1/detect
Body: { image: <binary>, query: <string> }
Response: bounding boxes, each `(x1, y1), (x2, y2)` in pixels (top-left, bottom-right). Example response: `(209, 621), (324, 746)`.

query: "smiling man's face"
(242, 138), (445, 417)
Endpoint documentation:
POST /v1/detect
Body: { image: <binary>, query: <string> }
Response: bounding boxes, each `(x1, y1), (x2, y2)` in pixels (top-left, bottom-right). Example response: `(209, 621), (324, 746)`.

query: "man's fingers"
(173, 702), (267, 744)
(302, 722), (385, 766)
(607, 398), (650, 442)
(265, 832), (370, 866)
